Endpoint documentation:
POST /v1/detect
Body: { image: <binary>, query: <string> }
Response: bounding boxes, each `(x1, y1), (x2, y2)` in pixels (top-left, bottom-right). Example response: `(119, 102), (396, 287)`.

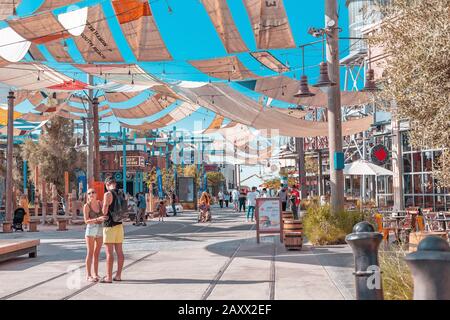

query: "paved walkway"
(0, 208), (355, 300)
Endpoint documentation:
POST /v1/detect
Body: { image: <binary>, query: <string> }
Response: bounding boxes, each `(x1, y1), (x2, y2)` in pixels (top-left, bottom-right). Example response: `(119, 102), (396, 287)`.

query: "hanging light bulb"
(211, 95), (215, 105)
(63, 38), (68, 52)
(37, 71), (40, 81)
(131, 74), (134, 85)
(12, 0), (17, 15)
(294, 46), (315, 98)
(313, 36), (336, 87)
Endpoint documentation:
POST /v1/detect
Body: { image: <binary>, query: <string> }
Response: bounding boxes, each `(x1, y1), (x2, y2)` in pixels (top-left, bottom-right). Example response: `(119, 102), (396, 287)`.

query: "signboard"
(255, 198), (283, 244)
(178, 177), (195, 202)
(370, 144), (389, 165)
(120, 156), (145, 168)
(156, 167), (164, 199)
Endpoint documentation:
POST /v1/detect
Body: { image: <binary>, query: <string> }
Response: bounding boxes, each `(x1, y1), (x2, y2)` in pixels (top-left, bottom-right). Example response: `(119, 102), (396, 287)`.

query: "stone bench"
(0, 239), (40, 263)
(28, 217), (41, 232)
(56, 216), (70, 231)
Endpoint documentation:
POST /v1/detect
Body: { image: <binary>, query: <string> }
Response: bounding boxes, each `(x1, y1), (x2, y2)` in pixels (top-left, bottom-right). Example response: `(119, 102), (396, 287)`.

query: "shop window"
(404, 196), (414, 207)
(433, 150), (442, 170)
(404, 175), (412, 194)
(403, 153), (412, 173)
(423, 151), (433, 172)
(413, 174), (422, 194)
(401, 132), (411, 152)
(412, 152), (422, 173)
(435, 196), (446, 211)
(424, 196), (434, 209)
(414, 196), (424, 207)
(423, 174), (433, 194)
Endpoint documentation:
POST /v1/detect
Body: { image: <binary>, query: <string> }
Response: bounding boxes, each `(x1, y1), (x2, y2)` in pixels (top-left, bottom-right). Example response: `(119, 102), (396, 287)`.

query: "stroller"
(12, 208), (26, 232)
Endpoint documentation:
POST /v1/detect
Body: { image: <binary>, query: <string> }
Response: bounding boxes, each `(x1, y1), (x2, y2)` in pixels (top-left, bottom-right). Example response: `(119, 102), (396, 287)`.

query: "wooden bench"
(0, 239), (40, 263)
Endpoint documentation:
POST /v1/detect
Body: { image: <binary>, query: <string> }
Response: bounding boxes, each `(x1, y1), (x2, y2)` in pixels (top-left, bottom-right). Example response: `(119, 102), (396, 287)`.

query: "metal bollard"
(405, 236), (450, 300)
(345, 221), (384, 300)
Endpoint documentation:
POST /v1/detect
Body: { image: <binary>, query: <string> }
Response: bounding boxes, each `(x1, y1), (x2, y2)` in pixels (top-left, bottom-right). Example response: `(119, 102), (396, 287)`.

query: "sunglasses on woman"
(88, 191), (96, 195)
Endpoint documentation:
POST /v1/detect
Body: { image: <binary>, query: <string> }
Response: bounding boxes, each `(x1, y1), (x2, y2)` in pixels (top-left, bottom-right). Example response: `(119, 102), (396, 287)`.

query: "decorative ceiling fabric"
(36, 0), (80, 13)
(0, 126), (28, 136)
(250, 51), (289, 73)
(189, 56), (259, 80)
(105, 91), (140, 103)
(112, 0), (172, 62)
(242, 0), (295, 50)
(100, 110), (113, 119)
(0, 63), (73, 90)
(8, 11), (71, 44)
(0, 107), (22, 125)
(119, 102), (198, 131)
(272, 107), (308, 118)
(62, 104), (87, 114)
(20, 112), (53, 122)
(203, 114), (224, 133)
(111, 93), (175, 119)
(14, 91), (44, 106)
(175, 82), (373, 137)
(239, 75), (370, 107)
(73, 5), (123, 62)
(200, 0), (248, 54)
(0, 1), (20, 20)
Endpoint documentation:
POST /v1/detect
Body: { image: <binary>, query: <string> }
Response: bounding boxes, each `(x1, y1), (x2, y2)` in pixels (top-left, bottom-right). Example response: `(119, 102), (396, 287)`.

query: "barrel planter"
(282, 211), (294, 222)
(284, 232), (303, 250)
(283, 220), (303, 250)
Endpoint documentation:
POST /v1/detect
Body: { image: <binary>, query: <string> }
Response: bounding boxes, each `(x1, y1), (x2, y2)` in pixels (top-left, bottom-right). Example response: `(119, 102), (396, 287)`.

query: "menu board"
(255, 198), (283, 243)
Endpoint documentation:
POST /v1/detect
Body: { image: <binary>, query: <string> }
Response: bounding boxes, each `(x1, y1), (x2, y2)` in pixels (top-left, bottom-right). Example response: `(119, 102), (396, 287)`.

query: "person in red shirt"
(290, 185), (301, 220)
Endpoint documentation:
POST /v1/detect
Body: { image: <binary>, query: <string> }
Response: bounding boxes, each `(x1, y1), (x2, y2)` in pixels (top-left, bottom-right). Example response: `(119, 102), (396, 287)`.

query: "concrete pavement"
(0, 208), (355, 300)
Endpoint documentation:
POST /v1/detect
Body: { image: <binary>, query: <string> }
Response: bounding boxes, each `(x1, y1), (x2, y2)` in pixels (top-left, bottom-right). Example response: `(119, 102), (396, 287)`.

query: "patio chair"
(397, 214), (414, 244)
(424, 213), (441, 231)
(374, 213), (395, 244)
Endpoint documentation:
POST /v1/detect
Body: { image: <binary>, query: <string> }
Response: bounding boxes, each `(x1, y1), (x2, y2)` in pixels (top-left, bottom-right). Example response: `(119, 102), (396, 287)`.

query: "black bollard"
(405, 236), (450, 300)
(345, 221), (384, 300)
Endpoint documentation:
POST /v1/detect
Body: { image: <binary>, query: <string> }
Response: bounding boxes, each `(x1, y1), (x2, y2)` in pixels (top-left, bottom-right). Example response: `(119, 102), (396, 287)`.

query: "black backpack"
(110, 190), (129, 223)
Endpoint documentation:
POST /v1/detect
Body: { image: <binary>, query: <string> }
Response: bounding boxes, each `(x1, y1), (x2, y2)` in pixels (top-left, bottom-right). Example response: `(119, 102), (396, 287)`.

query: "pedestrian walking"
(239, 189), (247, 212)
(218, 190), (224, 208)
(199, 191), (211, 222)
(224, 191), (230, 208)
(170, 190), (178, 216)
(278, 187), (288, 211)
(232, 188), (240, 211)
(246, 187), (258, 222)
(156, 200), (167, 222)
(290, 185), (300, 220)
(135, 192), (147, 226)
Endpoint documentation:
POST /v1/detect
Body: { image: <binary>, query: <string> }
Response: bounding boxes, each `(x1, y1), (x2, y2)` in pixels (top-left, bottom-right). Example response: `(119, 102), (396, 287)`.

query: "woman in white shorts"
(83, 188), (106, 282)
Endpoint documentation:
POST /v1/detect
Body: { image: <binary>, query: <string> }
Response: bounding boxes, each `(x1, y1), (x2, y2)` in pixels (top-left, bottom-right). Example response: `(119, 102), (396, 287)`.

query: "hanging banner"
(156, 167), (163, 199)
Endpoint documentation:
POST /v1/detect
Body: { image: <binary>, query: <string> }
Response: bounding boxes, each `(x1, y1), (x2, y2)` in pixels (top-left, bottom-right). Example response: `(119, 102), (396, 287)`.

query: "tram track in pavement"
(0, 218), (209, 300)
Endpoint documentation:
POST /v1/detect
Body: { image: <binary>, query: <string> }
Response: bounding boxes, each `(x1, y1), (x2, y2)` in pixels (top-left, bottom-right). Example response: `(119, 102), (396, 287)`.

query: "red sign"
(370, 144), (389, 165)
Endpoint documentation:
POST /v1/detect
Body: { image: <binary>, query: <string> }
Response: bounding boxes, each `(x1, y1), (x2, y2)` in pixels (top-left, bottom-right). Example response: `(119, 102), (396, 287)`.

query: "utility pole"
(86, 75), (94, 187)
(92, 97), (100, 182)
(325, 0), (344, 213)
(4, 91), (15, 232)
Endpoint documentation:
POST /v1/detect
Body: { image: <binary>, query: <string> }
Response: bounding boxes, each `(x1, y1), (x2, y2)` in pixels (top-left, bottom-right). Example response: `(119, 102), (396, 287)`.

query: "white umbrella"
(344, 160), (393, 176)
(343, 160), (393, 208)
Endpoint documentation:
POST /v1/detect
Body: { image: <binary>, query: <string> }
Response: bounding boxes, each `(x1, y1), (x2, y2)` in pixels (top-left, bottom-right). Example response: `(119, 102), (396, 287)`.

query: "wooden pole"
(4, 91), (15, 230)
(325, 0), (344, 213)
(296, 137), (307, 199)
(87, 75), (94, 187)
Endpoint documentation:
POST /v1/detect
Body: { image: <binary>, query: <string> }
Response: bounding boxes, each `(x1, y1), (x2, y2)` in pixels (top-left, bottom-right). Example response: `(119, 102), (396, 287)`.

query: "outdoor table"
(385, 215), (407, 242)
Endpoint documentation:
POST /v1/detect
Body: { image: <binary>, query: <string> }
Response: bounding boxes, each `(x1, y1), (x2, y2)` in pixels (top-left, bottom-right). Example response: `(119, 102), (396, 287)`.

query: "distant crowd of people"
(215, 185), (302, 221)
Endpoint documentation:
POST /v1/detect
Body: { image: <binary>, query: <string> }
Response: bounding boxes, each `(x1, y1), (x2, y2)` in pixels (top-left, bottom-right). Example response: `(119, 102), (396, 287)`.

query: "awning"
(343, 160), (393, 176)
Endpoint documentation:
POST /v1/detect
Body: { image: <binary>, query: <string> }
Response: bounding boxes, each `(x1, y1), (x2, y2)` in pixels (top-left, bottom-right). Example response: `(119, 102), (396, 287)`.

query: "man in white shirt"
(246, 187), (258, 222)
(217, 191), (224, 208)
(232, 189), (240, 211)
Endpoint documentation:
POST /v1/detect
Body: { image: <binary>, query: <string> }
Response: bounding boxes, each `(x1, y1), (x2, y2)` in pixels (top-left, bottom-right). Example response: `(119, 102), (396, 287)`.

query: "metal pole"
(318, 150), (324, 196)
(23, 159), (28, 194)
(122, 128), (127, 194)
(4, 91), (15, 229)
(87, 75), (94, 187)
(326, 0), (344, 213)
(296, 137), (307, 199)
(92, 97), (100, 182)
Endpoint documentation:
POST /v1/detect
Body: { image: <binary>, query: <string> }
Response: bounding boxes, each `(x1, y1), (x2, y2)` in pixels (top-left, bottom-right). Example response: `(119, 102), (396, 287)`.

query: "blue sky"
(11, 0), (352, 135)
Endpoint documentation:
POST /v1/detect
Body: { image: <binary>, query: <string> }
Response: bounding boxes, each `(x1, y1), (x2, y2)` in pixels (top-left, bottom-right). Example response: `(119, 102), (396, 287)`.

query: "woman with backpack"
(83, 188), (107, 282)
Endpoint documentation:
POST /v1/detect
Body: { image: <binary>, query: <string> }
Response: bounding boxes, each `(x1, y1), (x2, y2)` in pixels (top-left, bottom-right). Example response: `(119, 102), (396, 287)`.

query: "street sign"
(370, 144), (389, 165)
(120, 156), (145, 168)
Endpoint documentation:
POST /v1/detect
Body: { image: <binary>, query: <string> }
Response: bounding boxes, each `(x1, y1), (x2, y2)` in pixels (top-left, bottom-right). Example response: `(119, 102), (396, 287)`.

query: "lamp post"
(4, 91), (15, 232)
(325, 0), (344, 213)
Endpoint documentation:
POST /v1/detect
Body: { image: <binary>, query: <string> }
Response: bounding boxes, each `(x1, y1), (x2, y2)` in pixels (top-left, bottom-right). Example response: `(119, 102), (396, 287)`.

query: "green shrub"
(303, 204), (366, 245)
(379, 247), (413, 300)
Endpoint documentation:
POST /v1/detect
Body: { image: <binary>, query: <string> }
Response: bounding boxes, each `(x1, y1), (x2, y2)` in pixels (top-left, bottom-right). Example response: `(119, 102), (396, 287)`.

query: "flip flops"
(99, 277), (113, 283)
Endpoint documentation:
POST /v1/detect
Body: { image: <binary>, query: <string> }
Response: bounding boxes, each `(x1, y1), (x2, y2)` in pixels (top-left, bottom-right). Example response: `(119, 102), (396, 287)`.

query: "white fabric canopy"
(343, 160), (393, 176)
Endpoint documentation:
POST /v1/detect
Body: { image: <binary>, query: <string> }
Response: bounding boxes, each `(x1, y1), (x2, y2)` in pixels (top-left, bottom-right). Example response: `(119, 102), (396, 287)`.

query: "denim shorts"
(85, 224), (103, 238)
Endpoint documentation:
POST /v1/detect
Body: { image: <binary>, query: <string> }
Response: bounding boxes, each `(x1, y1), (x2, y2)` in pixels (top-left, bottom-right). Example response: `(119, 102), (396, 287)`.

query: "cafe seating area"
(372, 206), (450, 251)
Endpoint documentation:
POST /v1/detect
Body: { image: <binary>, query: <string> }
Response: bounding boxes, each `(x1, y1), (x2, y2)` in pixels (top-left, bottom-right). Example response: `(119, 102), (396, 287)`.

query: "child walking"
(156, 200), (167, 222)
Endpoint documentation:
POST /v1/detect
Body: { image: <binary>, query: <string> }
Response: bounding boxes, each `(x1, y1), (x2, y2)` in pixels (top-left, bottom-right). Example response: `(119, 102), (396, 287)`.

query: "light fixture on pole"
(362, 47), (380, 92)
(313, 35), (336, 87)
(294, 46), (315, 97)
